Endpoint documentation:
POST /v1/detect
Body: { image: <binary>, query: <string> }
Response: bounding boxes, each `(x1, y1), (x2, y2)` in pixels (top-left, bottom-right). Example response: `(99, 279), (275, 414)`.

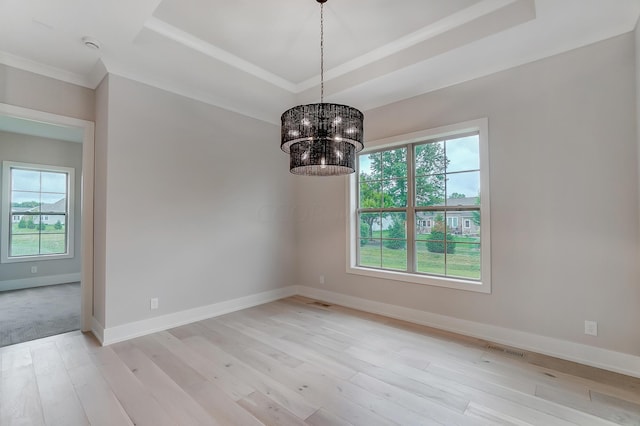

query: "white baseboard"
(295, 285), (640, 379)
(100, 286), (297, 346)
(90, 283), (640, 378)
(0, 272), (81, 292)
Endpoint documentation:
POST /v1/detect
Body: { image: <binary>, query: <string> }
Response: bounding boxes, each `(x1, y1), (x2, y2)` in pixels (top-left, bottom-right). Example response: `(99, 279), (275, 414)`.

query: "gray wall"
(294, 33), (640, 356)
(0, 64), (94, 122)
(95, 74), (295, 328)
(93, 76), (109, 326)
(0, 131), (83, 288)
(636, 21), (640, 261)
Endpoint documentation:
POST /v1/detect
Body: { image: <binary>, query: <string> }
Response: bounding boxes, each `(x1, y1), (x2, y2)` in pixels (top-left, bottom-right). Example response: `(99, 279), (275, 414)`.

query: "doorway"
(0, 103), (94, 342)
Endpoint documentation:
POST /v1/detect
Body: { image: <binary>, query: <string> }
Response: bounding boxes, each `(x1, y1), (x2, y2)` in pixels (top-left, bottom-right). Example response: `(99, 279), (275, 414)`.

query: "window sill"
(346, 265), (491, 293)
(1, 253), (73, 264)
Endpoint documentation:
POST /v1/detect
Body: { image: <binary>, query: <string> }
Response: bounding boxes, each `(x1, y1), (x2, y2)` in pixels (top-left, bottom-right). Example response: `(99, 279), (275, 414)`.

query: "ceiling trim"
(297, 0), (523, 92)
(104, 64), (281, 125)
(143, 0), (528, 95)
(144, 17), (297, 92)
(0, 50), (94, 89)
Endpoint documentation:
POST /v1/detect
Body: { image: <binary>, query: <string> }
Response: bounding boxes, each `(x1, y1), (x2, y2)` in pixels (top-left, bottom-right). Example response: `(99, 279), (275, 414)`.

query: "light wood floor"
(1, 296), (639, 425)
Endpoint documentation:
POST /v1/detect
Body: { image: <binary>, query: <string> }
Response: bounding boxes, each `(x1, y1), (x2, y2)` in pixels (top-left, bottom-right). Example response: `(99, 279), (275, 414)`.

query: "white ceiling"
(0, 0), (639, 124)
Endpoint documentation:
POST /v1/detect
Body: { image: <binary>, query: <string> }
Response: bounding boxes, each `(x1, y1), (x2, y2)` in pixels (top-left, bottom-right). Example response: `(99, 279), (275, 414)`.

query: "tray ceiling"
(0, 0), (639, 123)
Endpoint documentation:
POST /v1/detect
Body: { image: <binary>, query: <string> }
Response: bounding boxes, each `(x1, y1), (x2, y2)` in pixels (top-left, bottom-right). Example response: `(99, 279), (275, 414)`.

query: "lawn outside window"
(1, 161), (75, 263)
(347, 119), (491, 293)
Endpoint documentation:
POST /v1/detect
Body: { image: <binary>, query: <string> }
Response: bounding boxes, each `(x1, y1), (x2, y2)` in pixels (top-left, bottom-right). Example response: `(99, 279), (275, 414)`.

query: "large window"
(348, 119), (490, 292)
(1, 161), (74, 263)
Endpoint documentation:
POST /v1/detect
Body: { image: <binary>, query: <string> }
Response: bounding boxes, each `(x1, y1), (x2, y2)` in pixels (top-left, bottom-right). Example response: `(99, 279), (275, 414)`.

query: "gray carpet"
(0, 282), (81, 347)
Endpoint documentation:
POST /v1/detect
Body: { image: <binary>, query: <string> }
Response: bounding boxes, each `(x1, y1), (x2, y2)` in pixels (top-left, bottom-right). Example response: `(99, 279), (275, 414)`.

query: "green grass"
(359, 235), (481, 280)
(10, 223), (66, 256)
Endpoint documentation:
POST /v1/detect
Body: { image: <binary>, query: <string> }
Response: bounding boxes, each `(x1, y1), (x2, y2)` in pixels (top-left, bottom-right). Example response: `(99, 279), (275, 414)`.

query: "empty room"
(0, 0), (639, 425)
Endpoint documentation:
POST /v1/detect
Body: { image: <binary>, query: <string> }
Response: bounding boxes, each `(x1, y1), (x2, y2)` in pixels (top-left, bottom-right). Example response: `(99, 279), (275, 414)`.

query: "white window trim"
(464, 219), (471, 229)
(1, 161), (75, 263)
(346, 118), (491, 293)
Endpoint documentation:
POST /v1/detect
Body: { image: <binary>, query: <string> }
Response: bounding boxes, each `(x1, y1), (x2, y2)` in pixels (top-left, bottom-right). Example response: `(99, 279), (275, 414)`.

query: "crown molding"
(0, 51), (94, 89)
(144, 17), (297, 92)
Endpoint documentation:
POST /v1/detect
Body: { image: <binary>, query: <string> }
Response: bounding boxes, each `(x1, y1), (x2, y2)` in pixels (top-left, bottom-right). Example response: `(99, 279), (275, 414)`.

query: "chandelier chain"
(320, 2), (324, 103)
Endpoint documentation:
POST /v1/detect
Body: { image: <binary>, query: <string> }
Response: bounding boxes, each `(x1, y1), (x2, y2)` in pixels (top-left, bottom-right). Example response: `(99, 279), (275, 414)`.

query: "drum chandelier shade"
(280, 0), (364, 176)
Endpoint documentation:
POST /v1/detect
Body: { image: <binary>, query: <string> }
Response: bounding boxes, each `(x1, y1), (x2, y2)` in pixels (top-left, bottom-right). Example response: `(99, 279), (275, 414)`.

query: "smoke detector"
(82, 36), (101, 50)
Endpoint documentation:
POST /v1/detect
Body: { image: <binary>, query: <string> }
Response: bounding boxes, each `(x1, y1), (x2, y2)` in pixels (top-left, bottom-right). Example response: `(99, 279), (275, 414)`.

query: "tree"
(38, 222), (46, 231)
(426, 214), (456, 254)
(472, 194), (481, 227)
(360, 222), (369, 246)
(26, 217), (36, 229)
(359, 144), (447, 242)
(54, 220), (63, 230)
(383, 216), (406, 249)
(450, 192), (466, 199)
(414, 143), (447, 206)
(359, 178), (384, 240)
(11, 201), (39, 208)
(373, 148), (408, 207)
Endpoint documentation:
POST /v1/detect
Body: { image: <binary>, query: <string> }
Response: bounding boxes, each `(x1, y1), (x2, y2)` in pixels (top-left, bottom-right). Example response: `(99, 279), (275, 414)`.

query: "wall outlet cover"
(584, 320), (598, 336)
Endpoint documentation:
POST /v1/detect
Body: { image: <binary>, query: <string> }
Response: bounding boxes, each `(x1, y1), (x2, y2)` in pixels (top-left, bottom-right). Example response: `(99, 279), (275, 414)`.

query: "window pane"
(359, 240), (381, 268)
(359, 152), (381, 180)
(446, 171), (479, 206)
(41, 172), (67, 193)
(382, 221), (407, 268)
(359, 212), (381, 240)
(359, 181), (382, 209)
(41, 214), (66, 233)
(11, 191), (41, 211)
(446, 243), (481, 280)
(11, 169), (40, 191)
(420, 213), (453, 253)
(382, 244), (407, 271)
(449, 210), (480, 241)
(10, 234), (40, 256)
(416, 211), (438, 241)
(383, 179), (407, 207)
(415, 141), (445, 176)
(382, 148), (407, 179)
(40, 233), (66, 254)
(445, 135), (479, 173)
(416, 242), (445, 275)
(41, 194), (66, 213)
(445, 212), (460, 237)
(383, 212), (406, 239)
(415, 174), (445, 206)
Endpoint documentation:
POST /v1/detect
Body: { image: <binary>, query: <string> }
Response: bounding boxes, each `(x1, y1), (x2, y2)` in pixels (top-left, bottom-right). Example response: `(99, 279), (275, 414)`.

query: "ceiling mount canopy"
(280, 0), (364, 176)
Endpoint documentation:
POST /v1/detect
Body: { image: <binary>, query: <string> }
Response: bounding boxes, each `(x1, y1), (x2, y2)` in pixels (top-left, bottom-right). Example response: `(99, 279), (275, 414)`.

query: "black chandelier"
(280, 0), (364, 176)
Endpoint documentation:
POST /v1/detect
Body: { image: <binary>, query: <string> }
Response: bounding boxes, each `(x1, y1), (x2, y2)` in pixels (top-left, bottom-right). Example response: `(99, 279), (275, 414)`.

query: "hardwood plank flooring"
(1, 295), (639, 425)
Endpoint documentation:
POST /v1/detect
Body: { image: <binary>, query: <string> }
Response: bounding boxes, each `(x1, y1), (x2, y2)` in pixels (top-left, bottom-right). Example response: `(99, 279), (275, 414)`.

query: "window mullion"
(406, 143), (416, 273)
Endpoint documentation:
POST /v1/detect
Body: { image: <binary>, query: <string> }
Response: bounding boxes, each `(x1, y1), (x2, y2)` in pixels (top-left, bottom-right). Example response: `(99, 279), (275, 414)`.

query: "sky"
(10, 169), (67, 206)
(359, 135), (480, 198)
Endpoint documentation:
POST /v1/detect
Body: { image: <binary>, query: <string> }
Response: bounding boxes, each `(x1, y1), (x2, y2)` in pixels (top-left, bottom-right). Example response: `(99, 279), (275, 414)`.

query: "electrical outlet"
(584, 320), (598, 336)
(150, 298), (159, 310)
(319, 275), (325, 284)
(31, 266), (38, 273)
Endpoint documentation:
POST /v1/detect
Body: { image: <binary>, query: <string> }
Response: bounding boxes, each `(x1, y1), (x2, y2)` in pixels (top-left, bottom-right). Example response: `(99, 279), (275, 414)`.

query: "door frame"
(0, 102), (94, 331)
